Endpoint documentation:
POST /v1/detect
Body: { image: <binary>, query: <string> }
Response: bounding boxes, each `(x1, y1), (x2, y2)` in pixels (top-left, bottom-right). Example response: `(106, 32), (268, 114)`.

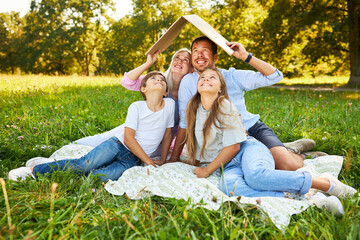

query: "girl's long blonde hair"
(185, 68), (230, 164)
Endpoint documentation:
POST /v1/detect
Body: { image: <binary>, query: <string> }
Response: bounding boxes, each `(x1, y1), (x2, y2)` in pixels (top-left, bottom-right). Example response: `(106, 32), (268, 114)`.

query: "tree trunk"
(347, 0), (360, 87)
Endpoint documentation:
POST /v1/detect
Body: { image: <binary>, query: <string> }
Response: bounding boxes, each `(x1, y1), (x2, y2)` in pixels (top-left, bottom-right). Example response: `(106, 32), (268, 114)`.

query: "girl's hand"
(153, 159), (166, 166)
(145, 160), (157, 168)
(194, 167), (211, 178)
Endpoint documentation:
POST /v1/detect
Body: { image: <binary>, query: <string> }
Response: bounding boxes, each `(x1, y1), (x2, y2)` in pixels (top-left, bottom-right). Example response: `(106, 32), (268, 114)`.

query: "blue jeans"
(33, 137), (141, 182)
(220, 137), (312, 197)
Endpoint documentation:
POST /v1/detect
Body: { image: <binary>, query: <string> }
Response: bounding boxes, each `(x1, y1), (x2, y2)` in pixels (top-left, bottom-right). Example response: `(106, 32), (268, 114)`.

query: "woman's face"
(171, 51), (192, 75)
(197, 69), (221, 95)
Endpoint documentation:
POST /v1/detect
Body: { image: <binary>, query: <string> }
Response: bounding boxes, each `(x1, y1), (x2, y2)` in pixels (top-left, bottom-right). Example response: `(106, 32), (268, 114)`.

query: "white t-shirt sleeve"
(165, 98), (175, 128)
(124, 102), (139, 131)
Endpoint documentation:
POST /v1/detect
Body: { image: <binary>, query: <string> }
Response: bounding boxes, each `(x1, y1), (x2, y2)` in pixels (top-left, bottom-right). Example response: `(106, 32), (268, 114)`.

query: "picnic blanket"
(44, 144), (344, 230)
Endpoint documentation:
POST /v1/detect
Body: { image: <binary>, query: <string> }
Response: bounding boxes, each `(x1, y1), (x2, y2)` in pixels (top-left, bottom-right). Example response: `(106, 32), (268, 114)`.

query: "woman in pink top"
(121, 48), (192, 98)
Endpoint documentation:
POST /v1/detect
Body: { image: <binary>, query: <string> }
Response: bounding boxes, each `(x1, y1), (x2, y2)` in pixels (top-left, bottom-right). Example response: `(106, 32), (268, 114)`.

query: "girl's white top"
(195, 99), (247, 163)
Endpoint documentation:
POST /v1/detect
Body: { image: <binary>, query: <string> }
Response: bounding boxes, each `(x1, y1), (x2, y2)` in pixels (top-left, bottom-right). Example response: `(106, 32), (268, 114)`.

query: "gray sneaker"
(284, 139), (316, 154)
(303, 151), (328, 159)
(321, 173), (357, 198)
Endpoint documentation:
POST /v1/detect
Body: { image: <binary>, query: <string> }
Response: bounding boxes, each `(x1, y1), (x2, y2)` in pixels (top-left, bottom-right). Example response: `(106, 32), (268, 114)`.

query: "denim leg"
(220, 151), (284, 197)
(241, 139), (312, 195)
(92, 144), (141, 182)
(220, 138), (312, 197)
(33, 137), (123, 176)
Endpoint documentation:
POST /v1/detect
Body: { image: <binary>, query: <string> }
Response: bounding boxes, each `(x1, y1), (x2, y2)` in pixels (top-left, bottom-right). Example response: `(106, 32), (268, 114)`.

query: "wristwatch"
(245, 52), (253, 63)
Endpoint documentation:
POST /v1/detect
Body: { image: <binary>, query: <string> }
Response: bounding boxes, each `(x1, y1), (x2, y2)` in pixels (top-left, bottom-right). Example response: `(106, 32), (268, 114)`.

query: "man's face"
(191, 40), (218, 73)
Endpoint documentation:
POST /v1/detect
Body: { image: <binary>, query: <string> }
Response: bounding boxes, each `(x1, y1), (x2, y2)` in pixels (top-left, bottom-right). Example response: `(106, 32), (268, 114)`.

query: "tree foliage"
(258, 0), (351, 78)
(15, 0), (113, 75)
(209, 0), (269, 70)
(103, 0), (210, 75)
(0, 12), (24, 74)
(0, 0), (358, 86)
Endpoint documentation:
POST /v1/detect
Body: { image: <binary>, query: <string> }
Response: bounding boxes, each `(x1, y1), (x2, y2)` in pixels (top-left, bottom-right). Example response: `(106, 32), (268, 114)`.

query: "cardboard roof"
(145, 14), (234, 56)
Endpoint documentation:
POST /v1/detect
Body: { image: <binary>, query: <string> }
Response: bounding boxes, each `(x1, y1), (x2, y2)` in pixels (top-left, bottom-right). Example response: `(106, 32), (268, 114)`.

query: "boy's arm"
(194, 143), (240, 178)
(124, 127), (156, 167)
(153, 128), (172, 166)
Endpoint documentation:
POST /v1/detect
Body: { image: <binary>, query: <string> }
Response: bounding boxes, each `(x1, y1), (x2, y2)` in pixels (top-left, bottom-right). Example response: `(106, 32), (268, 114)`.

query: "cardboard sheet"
(145, 15), (234, 56)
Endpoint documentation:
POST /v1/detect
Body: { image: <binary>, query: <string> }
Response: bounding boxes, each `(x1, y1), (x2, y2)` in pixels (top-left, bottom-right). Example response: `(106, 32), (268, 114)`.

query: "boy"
(9, 71), (174, 182)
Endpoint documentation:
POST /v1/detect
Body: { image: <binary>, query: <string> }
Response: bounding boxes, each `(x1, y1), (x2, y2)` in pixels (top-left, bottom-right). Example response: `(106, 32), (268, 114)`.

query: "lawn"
(0, 75), (359, 239)
(279, 76), (350, 86)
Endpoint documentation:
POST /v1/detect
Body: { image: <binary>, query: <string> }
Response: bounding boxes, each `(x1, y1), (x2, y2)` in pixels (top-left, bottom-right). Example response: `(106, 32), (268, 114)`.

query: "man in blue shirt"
(168, 36), (316, 170)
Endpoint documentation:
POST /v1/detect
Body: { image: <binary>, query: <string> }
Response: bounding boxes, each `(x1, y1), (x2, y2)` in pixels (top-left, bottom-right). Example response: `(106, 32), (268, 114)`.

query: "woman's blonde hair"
(185, 68), (230, 164)
(163, 48), (191, 95)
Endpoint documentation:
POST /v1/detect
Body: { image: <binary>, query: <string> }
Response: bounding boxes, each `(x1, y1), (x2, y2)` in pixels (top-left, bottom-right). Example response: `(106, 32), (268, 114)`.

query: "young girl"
(185, 68), (356, 214)
(9, 72), (174, 182)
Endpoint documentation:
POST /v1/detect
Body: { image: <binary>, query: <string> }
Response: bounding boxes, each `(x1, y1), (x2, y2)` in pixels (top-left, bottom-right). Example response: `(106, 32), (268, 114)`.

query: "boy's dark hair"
(191, 36), (218, 55)
(140, 71), (167, 100)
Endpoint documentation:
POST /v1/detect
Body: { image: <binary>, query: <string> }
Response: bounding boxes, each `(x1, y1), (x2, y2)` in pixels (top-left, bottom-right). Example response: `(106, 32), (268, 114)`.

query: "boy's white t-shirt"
(115, 98), (175, 156)
(195, 99), (247, 163)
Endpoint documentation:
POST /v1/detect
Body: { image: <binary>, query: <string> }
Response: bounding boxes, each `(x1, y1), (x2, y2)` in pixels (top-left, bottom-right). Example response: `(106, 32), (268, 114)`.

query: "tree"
(260, 0), (359, 85)
(0, 12), (24, 74)
(20, 0), (113, 75)
(65, 0), (114, 76)
(209, 0), (270, 70)
(20, 0), (76, 74)
(347, 0), (360, 86)
(104, 0), (191, 75)
(103, 0), (215, 75)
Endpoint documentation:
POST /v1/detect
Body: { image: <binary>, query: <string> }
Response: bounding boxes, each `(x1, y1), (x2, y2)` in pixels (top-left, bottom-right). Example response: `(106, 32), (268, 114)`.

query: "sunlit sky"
(0, 0), (133, 19)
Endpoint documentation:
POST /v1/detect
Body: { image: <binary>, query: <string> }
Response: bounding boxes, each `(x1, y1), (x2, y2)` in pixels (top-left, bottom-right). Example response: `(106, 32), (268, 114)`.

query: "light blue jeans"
(220, 137), (312, 197)
(33, 137), (141, 182)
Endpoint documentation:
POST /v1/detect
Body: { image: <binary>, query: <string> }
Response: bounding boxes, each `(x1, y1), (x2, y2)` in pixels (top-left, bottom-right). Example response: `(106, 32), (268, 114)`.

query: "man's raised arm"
(226, 41), (276, 76)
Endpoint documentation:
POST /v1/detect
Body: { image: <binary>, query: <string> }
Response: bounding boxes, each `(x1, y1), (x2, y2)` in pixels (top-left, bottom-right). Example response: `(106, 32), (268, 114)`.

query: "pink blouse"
(120, 73), (144, 91)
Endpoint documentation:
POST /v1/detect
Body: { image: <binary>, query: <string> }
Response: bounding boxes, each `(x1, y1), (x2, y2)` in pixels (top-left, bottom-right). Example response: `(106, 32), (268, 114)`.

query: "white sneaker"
(309, 192), (344, 217)
(321, 173), (357, 198)
(8, 167), (34, 181)
(284, 139), (316, 154)
(26, 157), (52, 168)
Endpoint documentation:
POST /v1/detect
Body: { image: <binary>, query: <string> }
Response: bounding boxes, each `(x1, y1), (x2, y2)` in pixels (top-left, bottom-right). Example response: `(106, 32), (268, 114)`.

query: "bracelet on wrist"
(245, 52), (253, 63)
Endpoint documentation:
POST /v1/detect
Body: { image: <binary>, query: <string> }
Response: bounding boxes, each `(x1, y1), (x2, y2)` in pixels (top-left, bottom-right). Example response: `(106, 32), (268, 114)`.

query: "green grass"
(277, 75), (358, 90)
(1, 75), (359, 239)
(278, 76), (350, 87)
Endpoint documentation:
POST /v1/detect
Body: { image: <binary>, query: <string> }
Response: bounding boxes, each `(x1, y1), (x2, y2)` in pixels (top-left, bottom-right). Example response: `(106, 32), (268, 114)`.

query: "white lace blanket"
(45, 144), (344, 230)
